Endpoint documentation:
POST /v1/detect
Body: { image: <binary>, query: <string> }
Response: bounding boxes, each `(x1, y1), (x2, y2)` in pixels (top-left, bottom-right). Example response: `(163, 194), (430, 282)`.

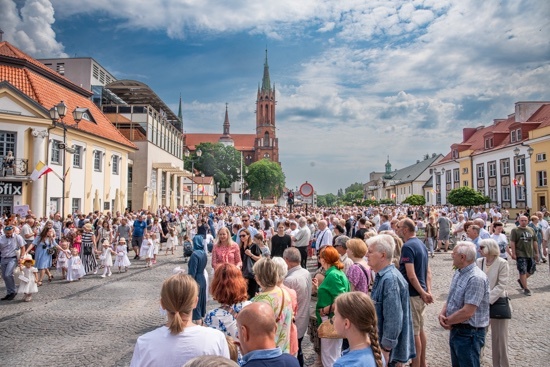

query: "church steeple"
(218, 103), (234, 147)
(383, 156), (393, 179)
(261, 49), (271, 92)
(177, 93), (183, 131)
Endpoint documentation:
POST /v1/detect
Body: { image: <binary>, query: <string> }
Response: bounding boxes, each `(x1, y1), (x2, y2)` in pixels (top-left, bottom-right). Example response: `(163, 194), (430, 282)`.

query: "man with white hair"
(367, 234), (416, 366)
(473, 218), (490, 239)
(291, 217), (311, 269)
(314, 220), (332, 252)
(439, 241), (489, 367)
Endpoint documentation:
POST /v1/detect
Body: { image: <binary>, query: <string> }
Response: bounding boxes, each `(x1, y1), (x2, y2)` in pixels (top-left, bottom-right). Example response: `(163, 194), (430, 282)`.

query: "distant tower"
(219, 103), (234, 147)
(255, 49), (279, 163)
(383, 156), (393, 180)
(177, 93), (183, 131)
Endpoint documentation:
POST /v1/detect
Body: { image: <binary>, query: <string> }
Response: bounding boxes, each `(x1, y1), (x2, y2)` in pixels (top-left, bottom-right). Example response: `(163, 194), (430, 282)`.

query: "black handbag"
(490, 297), (511, 319)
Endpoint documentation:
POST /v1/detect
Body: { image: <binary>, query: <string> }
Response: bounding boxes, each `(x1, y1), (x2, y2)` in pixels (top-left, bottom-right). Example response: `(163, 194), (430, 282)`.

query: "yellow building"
(527, 105), (550, 211)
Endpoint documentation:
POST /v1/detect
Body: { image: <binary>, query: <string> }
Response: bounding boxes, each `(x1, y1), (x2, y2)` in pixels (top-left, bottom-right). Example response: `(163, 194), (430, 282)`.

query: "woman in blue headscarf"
(188, 235), (208, 324)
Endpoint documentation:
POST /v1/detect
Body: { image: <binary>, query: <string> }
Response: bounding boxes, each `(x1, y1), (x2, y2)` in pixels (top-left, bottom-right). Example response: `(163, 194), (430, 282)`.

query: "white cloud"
(0, 0), (67, 57)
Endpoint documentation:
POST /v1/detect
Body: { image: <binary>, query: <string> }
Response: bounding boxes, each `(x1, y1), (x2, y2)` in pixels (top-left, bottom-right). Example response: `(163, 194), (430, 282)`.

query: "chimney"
(0, 29), (3, 42)
(462, 127), (477, 142)
(515, 101), (550, 122)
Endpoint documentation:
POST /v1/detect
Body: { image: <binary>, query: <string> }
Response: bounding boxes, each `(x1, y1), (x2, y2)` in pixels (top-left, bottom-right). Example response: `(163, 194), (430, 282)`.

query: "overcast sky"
(1, 0), (549, 194)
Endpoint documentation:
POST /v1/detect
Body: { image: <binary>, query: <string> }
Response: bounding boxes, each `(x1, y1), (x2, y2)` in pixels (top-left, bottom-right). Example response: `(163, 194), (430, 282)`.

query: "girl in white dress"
(152, 233), (160, 264)
(56, 239), (71, 279)
(114, 238), (132, 273)
(140, 234), (154, 267)
(66, 247), (86, 282)
(165, 227), (177, 256)
(18, 255), (38, 302)
(99, 240), (116, 277)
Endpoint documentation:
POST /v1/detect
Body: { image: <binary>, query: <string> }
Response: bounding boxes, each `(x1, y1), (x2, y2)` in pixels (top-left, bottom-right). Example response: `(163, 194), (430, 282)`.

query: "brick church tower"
(254, 50), (279, 163)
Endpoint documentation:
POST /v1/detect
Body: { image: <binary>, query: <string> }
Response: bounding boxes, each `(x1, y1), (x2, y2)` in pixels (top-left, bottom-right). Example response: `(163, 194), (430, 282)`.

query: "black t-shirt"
(354, 228), (367, 240)
(271, 234), (292, 258)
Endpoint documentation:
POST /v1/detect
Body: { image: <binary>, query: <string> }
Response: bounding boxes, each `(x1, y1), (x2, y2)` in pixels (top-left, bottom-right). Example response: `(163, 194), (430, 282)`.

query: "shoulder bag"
(482, 259), (512, 319)
(317, 304), (339, 339)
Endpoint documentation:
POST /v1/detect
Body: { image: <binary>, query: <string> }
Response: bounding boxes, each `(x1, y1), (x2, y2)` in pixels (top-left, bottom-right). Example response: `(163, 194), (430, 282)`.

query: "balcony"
(2, 157), (29, 177)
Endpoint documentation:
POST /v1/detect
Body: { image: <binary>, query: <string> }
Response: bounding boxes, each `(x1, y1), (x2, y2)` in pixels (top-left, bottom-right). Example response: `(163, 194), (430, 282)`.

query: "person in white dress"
(56, 239), (71, 279)
(113, 238), (132, 273)
(18, 254), (38, 302)
(140, 234), (155, 268)
(164, 227), (177, 256)
(66, 247), (86, 282)
(130, 273), (230, 367)
(99, 240), (116, 278)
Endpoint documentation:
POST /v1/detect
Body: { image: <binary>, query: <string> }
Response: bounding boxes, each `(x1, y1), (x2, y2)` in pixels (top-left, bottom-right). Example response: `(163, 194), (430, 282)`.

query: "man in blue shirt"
(131, 215), (147, 259)
(236, 302), (299, 367)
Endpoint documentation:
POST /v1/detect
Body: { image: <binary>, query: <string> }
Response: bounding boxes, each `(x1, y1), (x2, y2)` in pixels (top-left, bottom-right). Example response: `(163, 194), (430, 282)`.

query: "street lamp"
(184, 148), (202, 206)
(49, 101), (83, 219)
(514, 144), (534, 208)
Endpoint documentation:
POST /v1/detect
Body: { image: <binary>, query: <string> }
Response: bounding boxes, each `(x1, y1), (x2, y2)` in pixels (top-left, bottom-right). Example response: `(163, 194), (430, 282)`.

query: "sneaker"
(107, 272), (112, 277)
(1, 293), (15, 301)
(524, 288), (532, 296)
(101, 274), (106, 278)
(93, 268), (98, 275)
(517, 279), (524, 290)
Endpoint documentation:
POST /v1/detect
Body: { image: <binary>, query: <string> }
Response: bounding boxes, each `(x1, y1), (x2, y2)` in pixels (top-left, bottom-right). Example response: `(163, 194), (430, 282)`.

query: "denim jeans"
(449, 327), (486, 367)
(1, 257), (18, 295)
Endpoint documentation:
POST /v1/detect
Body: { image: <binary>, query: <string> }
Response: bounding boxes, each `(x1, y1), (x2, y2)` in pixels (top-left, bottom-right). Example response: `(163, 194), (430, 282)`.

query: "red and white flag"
(30, 161), (53, 181)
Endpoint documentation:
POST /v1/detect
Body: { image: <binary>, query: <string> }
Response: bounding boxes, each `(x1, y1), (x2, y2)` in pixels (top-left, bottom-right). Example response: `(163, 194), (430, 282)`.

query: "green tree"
(184, 143), (241, 188)
(345, 182), (364, 194)
(447, 187), (490, 207)
(317, 195), (327, 207)
(245, 159), (285, 199)
(402, 194), (426, 205)
(337, 188), (344, 198)
(343, 190), (364, 204)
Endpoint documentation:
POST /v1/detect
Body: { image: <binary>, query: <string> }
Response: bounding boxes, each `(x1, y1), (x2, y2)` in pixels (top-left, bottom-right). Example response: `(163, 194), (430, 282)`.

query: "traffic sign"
(300, 182), (314, 197)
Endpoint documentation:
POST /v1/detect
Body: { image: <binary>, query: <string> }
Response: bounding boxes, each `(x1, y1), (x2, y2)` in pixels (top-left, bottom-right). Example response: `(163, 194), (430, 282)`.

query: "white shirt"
(315, 228), (333, 250)
(130, 325), (229, 367)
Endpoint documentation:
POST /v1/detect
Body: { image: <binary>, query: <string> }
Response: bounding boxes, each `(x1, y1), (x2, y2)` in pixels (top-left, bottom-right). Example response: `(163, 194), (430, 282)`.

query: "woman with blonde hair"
(211, 227), (242, 270)
(130, 273), (229, 367)
(345, 239), (372, 294)
(312, 246), (351, 367)
(333, 292), (384, 367)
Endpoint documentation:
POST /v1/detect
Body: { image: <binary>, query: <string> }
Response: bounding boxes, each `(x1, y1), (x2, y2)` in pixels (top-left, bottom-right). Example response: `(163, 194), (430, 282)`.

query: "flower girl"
(99, 240), (116, 277)
(114, 238), (132, 273)
(18, 254), (38, 302)
(140, 233), (155, 268)
(67, 247), (86, 281)
(164, 227), (177, 256)
(56, 239), (71, 279)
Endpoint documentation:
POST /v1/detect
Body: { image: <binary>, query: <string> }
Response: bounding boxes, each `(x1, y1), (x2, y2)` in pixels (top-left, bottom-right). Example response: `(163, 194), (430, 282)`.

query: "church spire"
(261, 49), (271, 92)
(223, 103), (230, 136)
(177, 93), (183, 131)
(383, 156), (393, 179)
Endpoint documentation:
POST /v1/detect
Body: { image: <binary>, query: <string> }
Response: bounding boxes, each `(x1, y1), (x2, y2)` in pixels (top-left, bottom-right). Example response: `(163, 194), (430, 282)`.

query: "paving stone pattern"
(1, 244), (549, 367)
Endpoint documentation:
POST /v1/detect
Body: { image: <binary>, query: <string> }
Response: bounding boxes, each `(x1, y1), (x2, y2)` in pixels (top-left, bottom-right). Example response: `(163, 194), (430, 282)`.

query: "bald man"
(236, 302), (299, 367)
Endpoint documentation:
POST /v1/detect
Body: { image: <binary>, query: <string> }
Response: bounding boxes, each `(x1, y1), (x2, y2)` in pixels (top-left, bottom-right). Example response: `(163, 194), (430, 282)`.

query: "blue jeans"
(1, 257), (18, 295)
(449, 327), (486, 367)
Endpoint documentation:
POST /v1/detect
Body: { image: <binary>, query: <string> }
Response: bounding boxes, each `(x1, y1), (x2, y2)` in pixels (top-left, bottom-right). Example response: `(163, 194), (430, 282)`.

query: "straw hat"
(21, 254), (35, 265)
(118, 238), (127, 243)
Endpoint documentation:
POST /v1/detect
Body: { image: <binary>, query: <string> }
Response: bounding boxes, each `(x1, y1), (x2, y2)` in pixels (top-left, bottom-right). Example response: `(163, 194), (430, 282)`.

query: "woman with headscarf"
(188, 235), (207, 324)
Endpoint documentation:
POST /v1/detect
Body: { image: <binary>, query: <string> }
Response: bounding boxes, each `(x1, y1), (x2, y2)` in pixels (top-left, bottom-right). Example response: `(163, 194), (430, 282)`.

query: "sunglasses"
(242, 219), (249, 222)
(4, 226), (13, 231)
(239, 234), (247, 238)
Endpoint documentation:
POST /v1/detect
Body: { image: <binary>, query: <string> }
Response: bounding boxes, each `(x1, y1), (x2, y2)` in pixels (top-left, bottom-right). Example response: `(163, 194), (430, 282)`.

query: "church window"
(264, 132), (270, 147)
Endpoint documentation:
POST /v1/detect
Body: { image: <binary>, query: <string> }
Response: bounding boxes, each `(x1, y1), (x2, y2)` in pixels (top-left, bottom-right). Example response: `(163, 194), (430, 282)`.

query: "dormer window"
(510, 128), (522, 143)
(485, 137), (493, 149)
(452, 149), (459, 159)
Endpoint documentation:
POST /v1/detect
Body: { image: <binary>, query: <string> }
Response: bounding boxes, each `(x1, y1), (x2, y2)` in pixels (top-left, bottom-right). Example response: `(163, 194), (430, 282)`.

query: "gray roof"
(387, 154), (443, 184)
(423, 176), (433, 188)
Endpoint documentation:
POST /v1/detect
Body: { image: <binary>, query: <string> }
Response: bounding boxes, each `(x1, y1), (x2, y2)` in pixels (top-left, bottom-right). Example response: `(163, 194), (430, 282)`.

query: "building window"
(94, 150), (102, 172)
(537, 171), (548, 187)
(0, 131), (16, 156)
(501, 159), (510, 175)
(485, 138), (493, 149)
(515, 156), (525, 173)
(502, 186), (511, 201)
(73, 146), (82, 168)
(488, 161), (496, 177)
(452, 149), (459, 159)
(112, 155), (119, 175)
(463, 180), (469, 187)
(56, 63), (65, 75)
(477, 164), (484, 179)
(51, 140), (62, 165)
(71, 198), (81, 214)
(516, 186), (525, 201)
(93, 64), (99, 79)
(516, 128), (522, 141)
(264, 132), (270, 147)
(489, 187), (497, 201)
(453, 169), (460, 182)
(446, 170), (451, 184)
(263, 153), (270, 158)
(536, 153), (546, 162)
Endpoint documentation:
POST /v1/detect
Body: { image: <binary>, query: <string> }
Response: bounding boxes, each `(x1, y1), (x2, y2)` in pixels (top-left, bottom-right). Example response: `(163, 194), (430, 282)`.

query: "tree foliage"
(446, 187), (490, 207)
(245, 159), (285, 199)
(344, 182), (364, 194)
(342, 190), (364, 205)
(402, 194), (426, 205)
(184, 143), (241, 188)
(317, 193), (338, 207)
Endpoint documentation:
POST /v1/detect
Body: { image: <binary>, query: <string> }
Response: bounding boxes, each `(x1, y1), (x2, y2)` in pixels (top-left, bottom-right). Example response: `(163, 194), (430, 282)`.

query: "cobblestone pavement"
(1, 243), (549, 367)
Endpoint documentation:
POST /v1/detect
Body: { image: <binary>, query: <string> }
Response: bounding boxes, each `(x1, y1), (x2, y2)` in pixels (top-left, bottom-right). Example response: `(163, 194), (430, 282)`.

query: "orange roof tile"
(193, 176), (214, 184)
(185, 133), (256, 151)
(527, 104), (550, 128)
(0, 42), (136, 150)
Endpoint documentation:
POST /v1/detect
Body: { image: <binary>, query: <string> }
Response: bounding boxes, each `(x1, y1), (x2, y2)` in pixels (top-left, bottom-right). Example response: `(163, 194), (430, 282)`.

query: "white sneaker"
(93, 269), (98, 275)
(107, 272), (112, 277)
(101, 274), (106, 278)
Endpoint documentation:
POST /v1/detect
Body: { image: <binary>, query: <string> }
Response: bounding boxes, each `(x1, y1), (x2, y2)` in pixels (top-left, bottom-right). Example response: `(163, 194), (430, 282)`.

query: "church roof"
(185, 133), (255, 151)
(389, 154), (443, 184)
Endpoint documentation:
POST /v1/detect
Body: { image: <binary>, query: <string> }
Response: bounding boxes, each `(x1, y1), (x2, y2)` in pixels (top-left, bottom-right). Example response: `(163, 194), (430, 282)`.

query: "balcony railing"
(1, 157), (29, 176)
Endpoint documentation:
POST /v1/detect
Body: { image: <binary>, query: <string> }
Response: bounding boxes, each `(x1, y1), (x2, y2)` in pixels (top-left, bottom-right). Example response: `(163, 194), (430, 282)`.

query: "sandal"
(37, 281), (43, 286)
(49, 275), (54, 282)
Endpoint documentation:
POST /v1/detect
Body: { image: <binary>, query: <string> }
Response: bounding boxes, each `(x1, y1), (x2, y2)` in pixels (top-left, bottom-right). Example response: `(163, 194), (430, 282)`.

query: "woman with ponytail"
(130, 273), (230, 367)
(333, 292), (384, 367)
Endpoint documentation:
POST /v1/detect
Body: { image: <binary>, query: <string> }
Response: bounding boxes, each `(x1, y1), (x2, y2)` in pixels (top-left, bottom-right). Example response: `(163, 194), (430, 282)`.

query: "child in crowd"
(140, 234), (154, 268)
(18, 254), (38, 302)
(66, 247), (85, 282)
(114, 238), (131, 273)
(253, 233), (271, 258)
(151, 233), (160, 264)
(56, 239), (70, 279)
(183, 235), (193, 263)
(99, 240), (116, 278)
(165, 227), (177, 256)
(73, 229), (82, 254)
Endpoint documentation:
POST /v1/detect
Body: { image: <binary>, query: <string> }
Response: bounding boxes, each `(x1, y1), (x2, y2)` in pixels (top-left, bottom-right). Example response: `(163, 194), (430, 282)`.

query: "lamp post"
(49, 101), (83, 219)
(237, 157), (249, 207)
(184, 148), (202, 206)
(514, 145), (534, 209)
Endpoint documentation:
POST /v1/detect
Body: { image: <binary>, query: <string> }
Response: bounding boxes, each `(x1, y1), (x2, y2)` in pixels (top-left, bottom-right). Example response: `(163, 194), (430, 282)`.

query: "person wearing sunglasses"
(236, 215), (258, 246)
(0, 225), (26, 300)
(239, 229), (261, 299)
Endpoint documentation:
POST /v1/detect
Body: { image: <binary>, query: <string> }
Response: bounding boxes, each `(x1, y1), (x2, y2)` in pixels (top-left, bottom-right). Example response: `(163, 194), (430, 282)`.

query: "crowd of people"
(1, 203), (549, 367)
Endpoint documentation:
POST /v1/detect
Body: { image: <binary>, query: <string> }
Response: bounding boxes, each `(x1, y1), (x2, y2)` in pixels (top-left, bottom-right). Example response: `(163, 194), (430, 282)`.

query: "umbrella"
(170, 191), (177, 210)
(113, 189), (121, 214)
(143, 189), (149, 211)
(151, 190), (158, 214)
(93, 189), (100, 212)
